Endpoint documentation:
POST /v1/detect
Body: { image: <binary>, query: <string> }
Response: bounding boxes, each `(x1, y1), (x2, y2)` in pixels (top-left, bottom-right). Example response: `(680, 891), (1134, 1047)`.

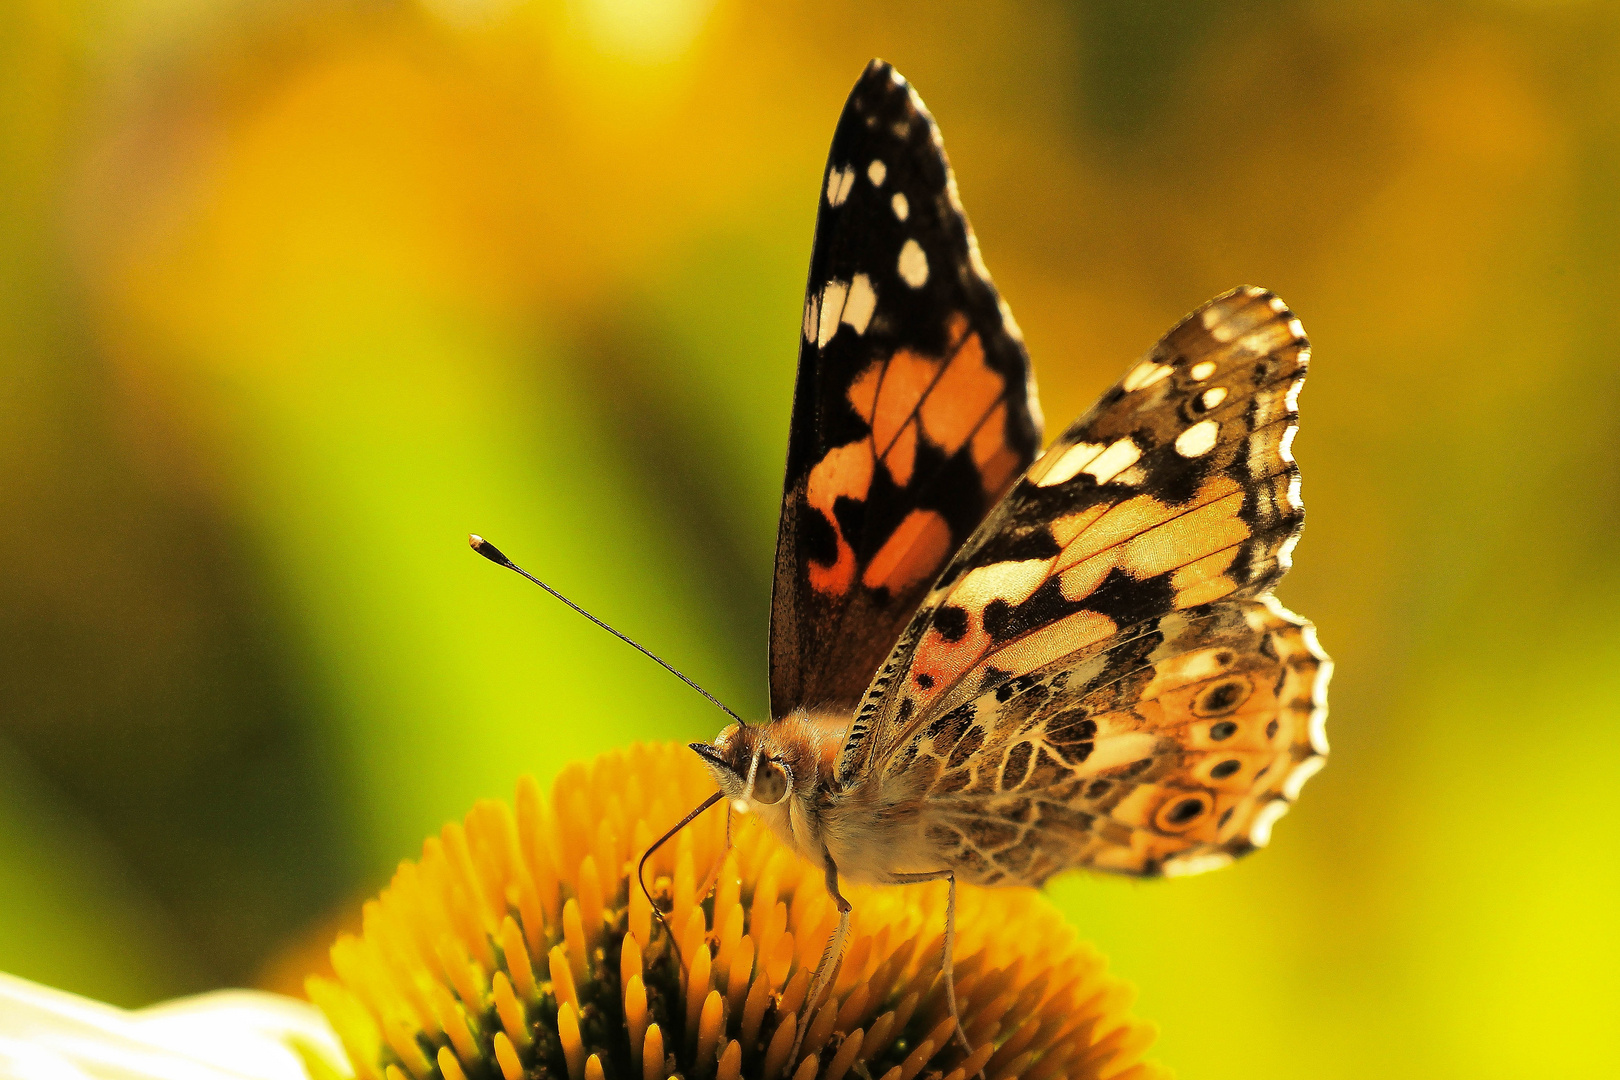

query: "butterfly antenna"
(469, 535), (746, 727)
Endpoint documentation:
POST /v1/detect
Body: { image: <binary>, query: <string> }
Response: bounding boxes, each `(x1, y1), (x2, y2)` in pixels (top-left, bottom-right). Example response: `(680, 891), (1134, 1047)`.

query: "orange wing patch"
(805, 313), (1023, 607)
(861, 509), (952, 593)
(848, 343), (937, 488)
(970, 402), (1019, 497)
(845, 313), (1011, 495)
(918, 327), (1004, 454)
(804, 442), (874, 596)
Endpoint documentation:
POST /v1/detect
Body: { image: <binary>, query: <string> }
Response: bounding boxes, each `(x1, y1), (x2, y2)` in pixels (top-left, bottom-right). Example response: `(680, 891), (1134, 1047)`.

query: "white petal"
(0, 1040), (98, 1080)
(0, 972), (348, 1080)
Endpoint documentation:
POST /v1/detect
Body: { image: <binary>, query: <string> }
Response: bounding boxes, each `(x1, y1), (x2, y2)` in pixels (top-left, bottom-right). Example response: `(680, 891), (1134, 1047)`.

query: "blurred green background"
(4, 0), (1618, 1075)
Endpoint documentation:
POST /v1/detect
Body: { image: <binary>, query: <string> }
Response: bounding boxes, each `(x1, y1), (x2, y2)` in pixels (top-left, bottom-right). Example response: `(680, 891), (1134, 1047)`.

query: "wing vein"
(873, 320), (975, 467)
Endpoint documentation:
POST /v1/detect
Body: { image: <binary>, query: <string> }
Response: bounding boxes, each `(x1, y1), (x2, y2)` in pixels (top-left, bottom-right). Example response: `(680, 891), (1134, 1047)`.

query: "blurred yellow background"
(3, 1), (1617, 1076)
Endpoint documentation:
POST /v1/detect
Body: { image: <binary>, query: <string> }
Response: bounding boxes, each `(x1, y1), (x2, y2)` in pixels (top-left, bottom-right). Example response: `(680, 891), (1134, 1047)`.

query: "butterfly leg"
(790, 849), (853, 1067)
(889, 869), (975, 1062)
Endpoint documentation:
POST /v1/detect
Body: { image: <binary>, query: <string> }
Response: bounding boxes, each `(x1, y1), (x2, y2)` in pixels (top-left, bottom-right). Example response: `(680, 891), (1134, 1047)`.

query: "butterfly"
(680, 59), (1331, 1062)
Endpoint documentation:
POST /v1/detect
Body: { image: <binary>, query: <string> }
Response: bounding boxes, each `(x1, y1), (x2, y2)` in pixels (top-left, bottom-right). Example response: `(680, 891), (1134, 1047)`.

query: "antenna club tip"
(468, 534), (508, 565)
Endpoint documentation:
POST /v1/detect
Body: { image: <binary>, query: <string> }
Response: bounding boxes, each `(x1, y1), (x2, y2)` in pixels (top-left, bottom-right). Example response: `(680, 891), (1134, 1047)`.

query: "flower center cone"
(309, 742), (1165, 1080)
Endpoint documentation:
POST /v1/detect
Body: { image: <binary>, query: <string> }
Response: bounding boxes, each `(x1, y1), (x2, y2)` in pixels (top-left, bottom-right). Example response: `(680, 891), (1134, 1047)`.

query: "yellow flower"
(311, 742), (1167, 1080)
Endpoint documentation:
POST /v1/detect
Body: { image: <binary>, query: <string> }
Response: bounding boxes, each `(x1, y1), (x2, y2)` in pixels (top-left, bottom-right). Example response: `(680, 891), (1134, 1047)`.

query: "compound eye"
(752, 759), (789, 805)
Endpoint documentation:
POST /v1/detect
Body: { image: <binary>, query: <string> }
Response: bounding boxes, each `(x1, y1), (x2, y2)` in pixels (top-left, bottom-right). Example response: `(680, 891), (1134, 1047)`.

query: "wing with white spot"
(769, 60), (1042, 719)
(836, 287), (1316, 789)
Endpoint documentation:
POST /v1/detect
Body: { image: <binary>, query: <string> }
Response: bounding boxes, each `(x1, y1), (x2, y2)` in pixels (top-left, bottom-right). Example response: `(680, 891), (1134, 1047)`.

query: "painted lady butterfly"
(684, 60), (1332, 1055)
(475, 57), (1333, 1064)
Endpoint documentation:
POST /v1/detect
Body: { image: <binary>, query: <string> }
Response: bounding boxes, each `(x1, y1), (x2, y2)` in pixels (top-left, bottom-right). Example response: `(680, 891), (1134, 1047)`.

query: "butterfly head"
(690, 724), (793, 816)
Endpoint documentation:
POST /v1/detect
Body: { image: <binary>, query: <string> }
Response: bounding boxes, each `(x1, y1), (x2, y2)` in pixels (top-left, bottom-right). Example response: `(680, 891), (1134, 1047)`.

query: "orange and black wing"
(838, 288), (1329, 877)
(769, 60), (1042, 719)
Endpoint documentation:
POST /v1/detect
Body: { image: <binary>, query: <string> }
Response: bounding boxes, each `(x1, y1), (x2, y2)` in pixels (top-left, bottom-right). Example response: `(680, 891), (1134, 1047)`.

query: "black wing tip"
(1223, 284), (1303, 324)
(837, 59), (935, 146)
(851, 58), (912, 101)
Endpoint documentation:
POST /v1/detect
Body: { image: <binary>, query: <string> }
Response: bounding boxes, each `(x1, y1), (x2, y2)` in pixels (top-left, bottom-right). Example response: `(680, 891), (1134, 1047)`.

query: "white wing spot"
(1175, 420), (1220, 458)
(817, 280), (848, 347)
(1285, 377), (1304, 412)
(898, 239), (929, 287)
(1285, 473), (1303, 511)
(1029, 441), (1105, 487)
(826, 166), (855, 207)
(1123, 361), (1173, 392)
(802, 293), (819, 343)
(1268, 295), (1288, 313)
(1276, 532), (1299, 570)
(1278, 424), (1297, 463)
(1282, 755), (1326, 801)
(998, 295), (1026, 344)
(1163, 851), (1234, 877)
(867, 160), (886, 186)
(1201, 387), (1228, 410)
(1250, 798), (1290, 847)
(891, 192), (909, 220)
(841, 273), (877, 335)
(1083, 438), (1142, 485)
(966, 233), (991, 281)
(1287, 317), (1306, 340)
(1306, 641), (1332, 753)
(1190, 360), (1217, 381)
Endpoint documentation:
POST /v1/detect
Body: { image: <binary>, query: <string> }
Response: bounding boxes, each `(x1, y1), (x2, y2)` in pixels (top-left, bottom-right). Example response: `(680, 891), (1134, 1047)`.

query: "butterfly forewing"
(769, 60), (1043, 720)
(835, 286), (1328, 878)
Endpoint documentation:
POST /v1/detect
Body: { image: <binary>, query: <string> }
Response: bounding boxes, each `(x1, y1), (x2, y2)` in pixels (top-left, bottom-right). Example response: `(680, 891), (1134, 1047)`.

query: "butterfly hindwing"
(769, 60), (1042, 719)
(907, 597), (1329, 883)
(834, 287), (1327, 875)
